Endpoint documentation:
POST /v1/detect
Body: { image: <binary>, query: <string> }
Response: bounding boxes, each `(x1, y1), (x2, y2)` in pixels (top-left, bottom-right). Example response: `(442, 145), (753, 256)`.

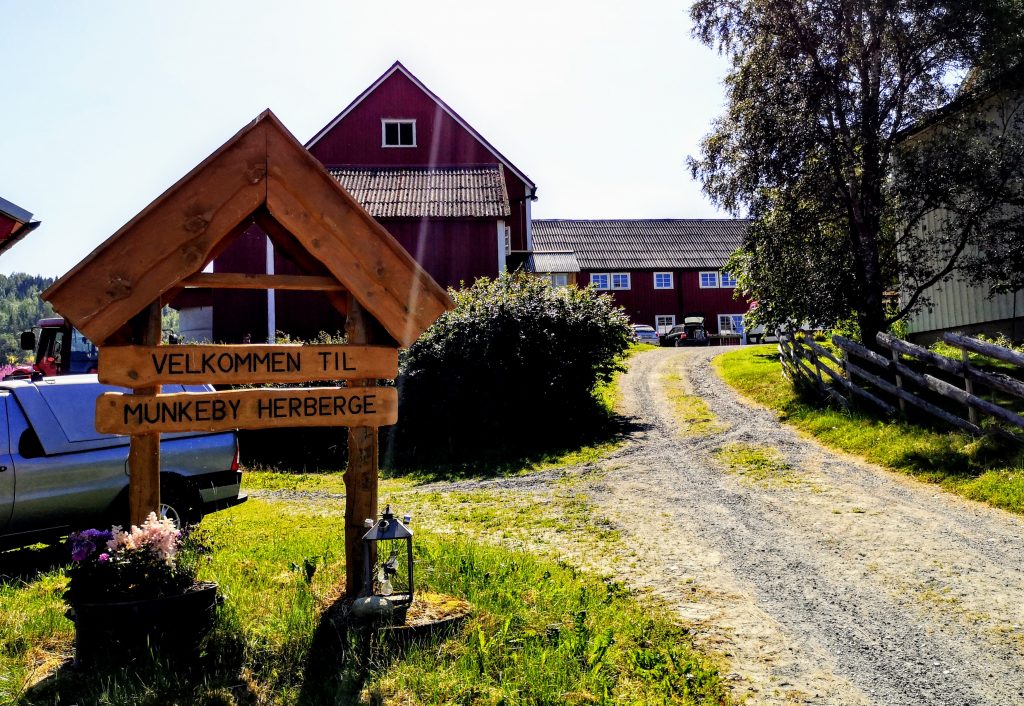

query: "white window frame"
(718, 314), (745, 335)
(653, 272), (674, 289)
(655, 315), (676, 334)
(381, 119), (416, 147)
(549, 273), (569, 288)
(611, 273), (631, 290)
(720, 271), (738, 288)
(590, 273), (611, 290)
(699, 271), (719, 288)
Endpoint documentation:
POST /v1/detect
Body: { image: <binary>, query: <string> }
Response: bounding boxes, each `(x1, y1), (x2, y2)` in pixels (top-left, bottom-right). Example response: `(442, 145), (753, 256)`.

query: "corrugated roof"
(328, 166), (511, 218)
(531, 219), (749, 270)
(527, 251), (580, 273)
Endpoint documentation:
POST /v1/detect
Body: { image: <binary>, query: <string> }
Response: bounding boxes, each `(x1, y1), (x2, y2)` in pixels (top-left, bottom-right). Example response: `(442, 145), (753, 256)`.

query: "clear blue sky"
(0, 0), (731, 278)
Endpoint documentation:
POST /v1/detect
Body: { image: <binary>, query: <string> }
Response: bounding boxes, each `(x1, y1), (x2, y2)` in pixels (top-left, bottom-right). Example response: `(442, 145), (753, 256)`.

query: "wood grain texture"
(344, 300), (378, 596)
(99, 344), (398, 386)
(180, 272), (344, 291)
(128, 301), (163, 525)
(97, 386), (397, 434)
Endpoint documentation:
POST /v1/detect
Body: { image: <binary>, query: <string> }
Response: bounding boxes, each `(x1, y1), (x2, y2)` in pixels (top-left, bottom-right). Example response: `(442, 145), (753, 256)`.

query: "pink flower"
(98, 553), (110, 562)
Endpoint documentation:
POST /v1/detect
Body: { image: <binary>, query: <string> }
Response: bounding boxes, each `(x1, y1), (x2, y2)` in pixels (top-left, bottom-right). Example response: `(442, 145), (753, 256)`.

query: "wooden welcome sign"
(41, 110), (453, 596)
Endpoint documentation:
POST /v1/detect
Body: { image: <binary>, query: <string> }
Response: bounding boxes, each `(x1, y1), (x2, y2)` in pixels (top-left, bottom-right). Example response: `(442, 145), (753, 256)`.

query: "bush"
(389, 272), (632, 465)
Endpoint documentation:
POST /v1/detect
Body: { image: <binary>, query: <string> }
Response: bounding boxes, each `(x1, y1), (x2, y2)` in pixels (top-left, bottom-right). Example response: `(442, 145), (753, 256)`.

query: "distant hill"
(0, 273), (55, 363)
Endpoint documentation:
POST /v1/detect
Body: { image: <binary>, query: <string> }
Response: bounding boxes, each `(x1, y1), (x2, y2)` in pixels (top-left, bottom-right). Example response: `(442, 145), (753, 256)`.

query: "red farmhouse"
(179, 62), (536, 343)
(530, 220), (751, 336)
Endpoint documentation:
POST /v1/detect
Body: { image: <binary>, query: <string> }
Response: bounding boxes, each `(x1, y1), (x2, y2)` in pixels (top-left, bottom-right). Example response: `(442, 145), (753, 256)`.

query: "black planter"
(68, 582), (219, 664)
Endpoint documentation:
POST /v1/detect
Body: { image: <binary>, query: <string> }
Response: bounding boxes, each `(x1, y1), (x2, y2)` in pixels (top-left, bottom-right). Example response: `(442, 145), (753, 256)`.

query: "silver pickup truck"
(0, 375), (245, 549)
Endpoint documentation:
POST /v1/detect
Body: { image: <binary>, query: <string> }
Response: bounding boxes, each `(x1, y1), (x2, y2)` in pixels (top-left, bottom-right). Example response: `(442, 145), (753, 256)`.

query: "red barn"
(530, 219), (751, 337)
(180, 61), (536, 343)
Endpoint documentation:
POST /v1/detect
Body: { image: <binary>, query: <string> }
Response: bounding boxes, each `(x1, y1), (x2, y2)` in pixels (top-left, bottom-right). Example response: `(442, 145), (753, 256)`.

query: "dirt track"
(583, 346), (1024, 705)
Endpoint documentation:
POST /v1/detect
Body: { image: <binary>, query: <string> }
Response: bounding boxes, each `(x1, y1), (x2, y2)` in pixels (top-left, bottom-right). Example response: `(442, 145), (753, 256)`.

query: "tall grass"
(714, 346), (1024, 513)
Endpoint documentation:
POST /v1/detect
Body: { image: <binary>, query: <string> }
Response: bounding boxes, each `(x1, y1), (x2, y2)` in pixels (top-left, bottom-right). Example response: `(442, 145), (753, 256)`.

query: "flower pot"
(67, 582), (219, 664)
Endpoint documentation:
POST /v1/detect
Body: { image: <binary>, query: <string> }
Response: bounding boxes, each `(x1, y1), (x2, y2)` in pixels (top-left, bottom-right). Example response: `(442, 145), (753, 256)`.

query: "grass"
(714, 443), (795, 484)
(661, 366), (726, 436)
(1, 487), (729, 705)
(714, 346), (1024, 514)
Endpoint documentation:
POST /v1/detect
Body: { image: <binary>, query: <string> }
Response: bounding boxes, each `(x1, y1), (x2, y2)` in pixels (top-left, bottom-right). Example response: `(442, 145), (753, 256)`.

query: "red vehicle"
(5, 317), (99, 379)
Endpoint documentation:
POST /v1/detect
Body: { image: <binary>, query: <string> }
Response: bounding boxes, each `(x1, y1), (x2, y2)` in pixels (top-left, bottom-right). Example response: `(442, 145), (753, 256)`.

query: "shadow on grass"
(381, 409), (646, 484)
(0, 542), (69, 588)
(20, 612), (258, 705)
(782, 378), (1023, 481)
(295, 597), (366, 706)
(19, 595), (396, 706)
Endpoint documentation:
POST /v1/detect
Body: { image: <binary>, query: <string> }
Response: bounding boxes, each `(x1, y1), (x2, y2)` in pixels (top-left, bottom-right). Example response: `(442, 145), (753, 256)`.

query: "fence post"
(890, 348), (906, 414)
(805, 338), (826, 394)
(962, 348), (980, 425)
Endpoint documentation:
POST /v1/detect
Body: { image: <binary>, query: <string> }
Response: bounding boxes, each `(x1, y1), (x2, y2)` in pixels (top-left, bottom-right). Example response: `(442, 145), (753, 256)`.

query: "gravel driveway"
(586, 346), (1024, 705)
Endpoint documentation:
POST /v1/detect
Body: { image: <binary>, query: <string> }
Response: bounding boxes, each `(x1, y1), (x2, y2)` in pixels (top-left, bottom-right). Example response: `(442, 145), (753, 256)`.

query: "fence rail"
(777, 330), (1024, 439)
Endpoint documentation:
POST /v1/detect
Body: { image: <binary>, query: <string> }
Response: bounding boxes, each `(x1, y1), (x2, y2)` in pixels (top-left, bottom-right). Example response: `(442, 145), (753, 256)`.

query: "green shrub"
(390, 272), (632, 465)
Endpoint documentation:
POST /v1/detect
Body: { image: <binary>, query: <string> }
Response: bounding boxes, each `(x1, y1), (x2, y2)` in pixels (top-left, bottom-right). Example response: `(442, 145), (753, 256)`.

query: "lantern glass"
(362, 505), (414, 612)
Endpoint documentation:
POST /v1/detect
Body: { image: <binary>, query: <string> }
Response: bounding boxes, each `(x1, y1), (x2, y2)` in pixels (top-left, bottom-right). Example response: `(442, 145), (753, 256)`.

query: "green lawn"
(714, 346), (1024, 514)
(1, 488), (729, 705)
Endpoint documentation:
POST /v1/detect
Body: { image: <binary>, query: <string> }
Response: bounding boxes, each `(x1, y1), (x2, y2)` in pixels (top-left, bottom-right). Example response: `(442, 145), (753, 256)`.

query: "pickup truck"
(0, 375), (245, 550)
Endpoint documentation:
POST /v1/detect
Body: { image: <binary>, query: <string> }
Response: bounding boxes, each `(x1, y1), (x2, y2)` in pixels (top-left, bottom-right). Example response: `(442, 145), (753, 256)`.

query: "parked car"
(630, 324), (660, 345)
(0, 375), (245, 549)
(745, 324), (778, 345)
(660, 315), (710, 347)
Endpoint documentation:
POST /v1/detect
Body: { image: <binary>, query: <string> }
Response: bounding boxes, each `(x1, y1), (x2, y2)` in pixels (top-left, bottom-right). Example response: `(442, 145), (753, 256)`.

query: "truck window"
(68, 330), (99, 374)
(37, 328), (62, 371)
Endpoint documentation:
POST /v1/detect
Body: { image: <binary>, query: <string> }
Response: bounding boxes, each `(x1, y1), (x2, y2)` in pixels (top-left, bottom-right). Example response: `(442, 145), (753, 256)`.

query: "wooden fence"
(778, 331), (1024, 438)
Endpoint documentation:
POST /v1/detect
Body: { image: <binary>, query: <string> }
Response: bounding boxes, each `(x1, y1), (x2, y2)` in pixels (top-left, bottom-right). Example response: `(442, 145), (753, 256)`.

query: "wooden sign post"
(127, 302), (163, 526)
(42, 110), (453, 597)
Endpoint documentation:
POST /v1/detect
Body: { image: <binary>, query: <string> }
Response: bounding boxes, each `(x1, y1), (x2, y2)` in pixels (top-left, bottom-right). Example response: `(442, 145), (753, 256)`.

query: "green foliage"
(0, 273), (55, 364)
(715, 346), (1024, 514)
(690, 0), (1024, 344)
(392, 272), (633, 465)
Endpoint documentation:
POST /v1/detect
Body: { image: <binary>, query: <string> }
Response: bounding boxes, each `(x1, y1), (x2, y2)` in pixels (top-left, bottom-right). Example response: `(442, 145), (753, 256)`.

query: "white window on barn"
(655, 315), (676, 334)
(720, 271), (738, 288)
(718, 314), (745, 334)
(591, 273), (610, 289)
(611, 273), (631, 290)
(382, 119), (416, 147)
(549, 273), (569, 288)
(699, 271), (718, 288)
(654, 272), (673, 289)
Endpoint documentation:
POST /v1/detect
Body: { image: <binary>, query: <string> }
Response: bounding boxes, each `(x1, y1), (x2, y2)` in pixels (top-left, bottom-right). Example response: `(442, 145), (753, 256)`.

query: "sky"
(0, 0), (732, 278)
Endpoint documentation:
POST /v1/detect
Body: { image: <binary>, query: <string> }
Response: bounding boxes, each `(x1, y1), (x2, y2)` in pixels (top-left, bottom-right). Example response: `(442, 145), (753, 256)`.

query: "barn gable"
(307, 61), (535, 191)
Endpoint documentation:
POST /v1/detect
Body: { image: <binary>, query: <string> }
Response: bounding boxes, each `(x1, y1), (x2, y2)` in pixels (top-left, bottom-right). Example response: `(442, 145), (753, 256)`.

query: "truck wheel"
(160, 481), (202, 528)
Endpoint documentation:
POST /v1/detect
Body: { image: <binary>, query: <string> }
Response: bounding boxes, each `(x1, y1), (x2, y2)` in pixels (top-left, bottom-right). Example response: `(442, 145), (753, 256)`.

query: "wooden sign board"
(99, 344), (398, 387)
(96, 386), (397, 434)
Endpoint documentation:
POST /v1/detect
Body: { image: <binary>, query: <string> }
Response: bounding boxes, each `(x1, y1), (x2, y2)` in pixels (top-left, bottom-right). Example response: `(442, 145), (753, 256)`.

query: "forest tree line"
(0, 273), (55, 363)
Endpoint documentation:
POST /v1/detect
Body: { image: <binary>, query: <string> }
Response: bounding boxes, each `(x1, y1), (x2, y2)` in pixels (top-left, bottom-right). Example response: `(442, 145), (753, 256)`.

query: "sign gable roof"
(305, 61), (536, 191)
(44, 110), (452, 347)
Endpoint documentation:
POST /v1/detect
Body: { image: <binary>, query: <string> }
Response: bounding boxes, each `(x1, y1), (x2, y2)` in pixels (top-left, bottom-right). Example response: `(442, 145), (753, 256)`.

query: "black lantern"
(361, 505), (414, 618)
